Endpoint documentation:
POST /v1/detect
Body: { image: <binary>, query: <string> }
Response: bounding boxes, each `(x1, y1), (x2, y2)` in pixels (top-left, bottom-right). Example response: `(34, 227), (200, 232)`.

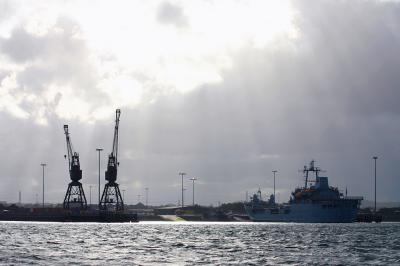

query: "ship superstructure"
(245, 160), (363, 223)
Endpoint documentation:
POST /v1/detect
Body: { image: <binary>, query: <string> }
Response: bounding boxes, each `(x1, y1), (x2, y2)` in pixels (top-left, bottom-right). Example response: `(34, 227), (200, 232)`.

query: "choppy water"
(0, 221), (399, 265)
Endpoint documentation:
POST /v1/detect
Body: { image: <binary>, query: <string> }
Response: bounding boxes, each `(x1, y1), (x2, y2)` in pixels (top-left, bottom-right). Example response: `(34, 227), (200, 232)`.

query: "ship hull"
(245, 202), (359, 223)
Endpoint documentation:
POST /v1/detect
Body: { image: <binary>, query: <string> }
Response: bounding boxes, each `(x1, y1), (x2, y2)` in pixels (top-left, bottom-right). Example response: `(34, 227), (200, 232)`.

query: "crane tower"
(63, 125), (87, 210)
(100, 109), (124, 211)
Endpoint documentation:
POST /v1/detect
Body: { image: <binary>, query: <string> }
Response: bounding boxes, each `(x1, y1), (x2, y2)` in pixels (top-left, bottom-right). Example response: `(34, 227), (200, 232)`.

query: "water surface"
(1, 221), (399, 265)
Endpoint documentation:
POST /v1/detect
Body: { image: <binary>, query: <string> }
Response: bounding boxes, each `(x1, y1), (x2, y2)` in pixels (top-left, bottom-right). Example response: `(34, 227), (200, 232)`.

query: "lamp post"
(190, 178), (197, 206)
(272, 170), (278, 204)
(122, 189), (125, 203)
(179, 172), (186, 208)
(40, 163), (46, 208)
(373, 156), (378, 214)
(145, 187), (149, 208)
(96, 148), (103, 206)
(89, 185), (92, 206)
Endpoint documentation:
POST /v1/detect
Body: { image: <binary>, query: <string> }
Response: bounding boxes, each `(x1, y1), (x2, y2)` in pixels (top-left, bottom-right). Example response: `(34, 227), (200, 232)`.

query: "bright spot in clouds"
(0, 0), (296, 123)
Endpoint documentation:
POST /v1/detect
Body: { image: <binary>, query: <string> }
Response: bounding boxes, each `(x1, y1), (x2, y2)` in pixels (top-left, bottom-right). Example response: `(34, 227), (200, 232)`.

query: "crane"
(63, 125), (87, 210)
(105, 109), (120, 183)
(100, 109), (124, 211)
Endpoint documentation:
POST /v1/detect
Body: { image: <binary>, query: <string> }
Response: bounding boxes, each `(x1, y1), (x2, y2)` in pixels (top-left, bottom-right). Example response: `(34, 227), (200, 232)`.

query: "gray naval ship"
(244, 160), (363, 223)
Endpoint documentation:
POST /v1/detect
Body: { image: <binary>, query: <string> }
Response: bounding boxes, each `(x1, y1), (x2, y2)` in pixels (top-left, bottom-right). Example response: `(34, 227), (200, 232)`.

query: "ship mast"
(303, 160), (322, 188)
(304, 165), (308, 188)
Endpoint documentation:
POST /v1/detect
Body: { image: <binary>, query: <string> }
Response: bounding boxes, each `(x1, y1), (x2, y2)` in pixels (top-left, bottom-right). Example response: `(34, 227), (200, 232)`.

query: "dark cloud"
(119, 0), (400, 204)
(0, 17), (84, 63)
(292, 0), (400, 116)
(0, 17), (110, 120)
(156, 1), (188, 28)
(0, 28), (45, 63)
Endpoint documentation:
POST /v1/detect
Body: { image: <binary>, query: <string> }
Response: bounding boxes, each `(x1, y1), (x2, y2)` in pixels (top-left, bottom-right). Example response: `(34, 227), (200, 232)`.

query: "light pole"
(179, 172), (186, 208)
(272, 170), (278, 204)
(373, 156), (378, 214)
(190, 178), (197, 206)
(96, 148), (103, 206)
(41, 163), (46, 208)
(122, 189), (125, 203)
(89, 185), (92, 206)
(145, 187), (149, 208)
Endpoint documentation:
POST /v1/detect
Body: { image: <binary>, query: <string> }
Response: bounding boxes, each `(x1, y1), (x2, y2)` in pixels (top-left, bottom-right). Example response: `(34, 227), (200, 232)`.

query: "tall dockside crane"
(63, 125), (87, 210)
(100, 109), (124, 211)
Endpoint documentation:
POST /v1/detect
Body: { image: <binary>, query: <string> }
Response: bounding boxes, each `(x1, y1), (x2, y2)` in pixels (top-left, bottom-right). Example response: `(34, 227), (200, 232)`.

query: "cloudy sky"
(0, 0), (399, 206)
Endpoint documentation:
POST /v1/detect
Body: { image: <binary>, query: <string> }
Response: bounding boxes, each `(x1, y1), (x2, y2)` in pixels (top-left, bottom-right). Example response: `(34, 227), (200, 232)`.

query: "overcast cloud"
(0, 0), (399, 206)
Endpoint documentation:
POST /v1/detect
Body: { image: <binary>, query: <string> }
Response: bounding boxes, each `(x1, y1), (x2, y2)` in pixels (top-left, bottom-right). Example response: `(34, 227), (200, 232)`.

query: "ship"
(244, 160), (363, 223)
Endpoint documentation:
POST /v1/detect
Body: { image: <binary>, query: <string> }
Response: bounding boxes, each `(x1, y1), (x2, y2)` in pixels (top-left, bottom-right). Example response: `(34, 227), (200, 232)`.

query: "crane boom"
(63, 125), (82, 182)
(64, 125), (74, 168)
(112, 109), (120, 166)
(105, 109), (121, 182)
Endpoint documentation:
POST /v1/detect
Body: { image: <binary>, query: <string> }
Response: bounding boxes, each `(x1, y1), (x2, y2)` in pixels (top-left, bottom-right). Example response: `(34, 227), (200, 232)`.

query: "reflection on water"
(1, 221), (399, 265)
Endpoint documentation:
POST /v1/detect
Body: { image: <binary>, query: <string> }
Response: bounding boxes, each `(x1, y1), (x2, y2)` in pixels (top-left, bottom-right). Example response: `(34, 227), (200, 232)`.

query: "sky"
(0, 0), (399, 206)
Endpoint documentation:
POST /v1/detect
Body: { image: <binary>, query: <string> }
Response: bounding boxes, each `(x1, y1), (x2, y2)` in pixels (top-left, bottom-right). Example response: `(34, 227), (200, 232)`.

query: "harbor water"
(1, 221), (399, 265)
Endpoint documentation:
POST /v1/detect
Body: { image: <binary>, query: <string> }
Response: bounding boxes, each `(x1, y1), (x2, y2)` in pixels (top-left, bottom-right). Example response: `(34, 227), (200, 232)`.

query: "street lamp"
(145, 187), (149, 208)
(179, 172), (186, 207)
(96, 148), (103, 206)
(40, 163), (46, 208)
(89, 185), (92, 206)
(122, 189), (126, 203)
(190, 177), (197, 206)
(272, 170), (278, 204)
(373, 156), (378, 214)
